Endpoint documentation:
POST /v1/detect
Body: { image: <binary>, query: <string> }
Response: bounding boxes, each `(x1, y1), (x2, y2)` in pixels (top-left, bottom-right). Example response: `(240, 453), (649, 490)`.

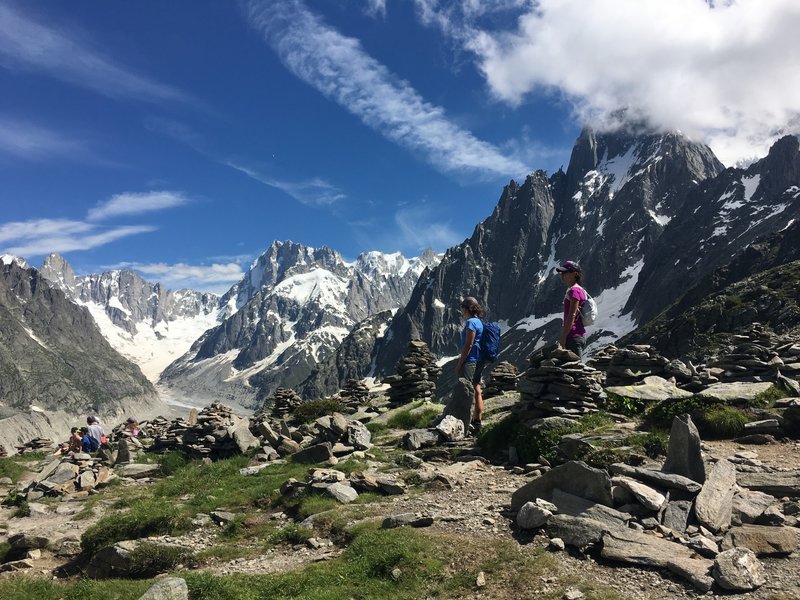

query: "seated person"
(81, 427), (99, 453)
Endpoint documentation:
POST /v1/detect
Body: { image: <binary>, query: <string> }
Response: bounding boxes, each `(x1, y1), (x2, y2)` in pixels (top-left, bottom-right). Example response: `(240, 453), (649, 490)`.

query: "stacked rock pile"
(512, 414), (800, 593)
(482, 361), (520, 397)
(516, 346), (606, 419)
(706, 323), (800, 384)
(15, 438), (54, 454)
(23, 452), (113, 498)
(150, 402), (259, 459)
(589, 344), (707, 390)
(269, 388), (303, 418)
(338, 379), (370, 409)
(279, 464), (406, 508)
(385, 340), (442, 407)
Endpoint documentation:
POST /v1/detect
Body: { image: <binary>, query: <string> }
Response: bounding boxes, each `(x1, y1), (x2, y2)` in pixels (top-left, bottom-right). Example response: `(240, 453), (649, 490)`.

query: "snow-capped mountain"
(40, 254), (221, 381)
(160, 241), (440, 408)
(373, 128), (800, 380)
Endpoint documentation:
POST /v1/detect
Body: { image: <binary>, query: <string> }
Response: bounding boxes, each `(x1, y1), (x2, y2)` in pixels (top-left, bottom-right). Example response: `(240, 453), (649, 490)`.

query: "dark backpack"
(479, 321), (501, 362)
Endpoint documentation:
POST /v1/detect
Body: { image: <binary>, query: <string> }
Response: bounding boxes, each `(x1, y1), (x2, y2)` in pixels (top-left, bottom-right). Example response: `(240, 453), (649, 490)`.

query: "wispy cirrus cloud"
(415, 0), (800, 165)
(0, 116), (91, 161)
(0, 218), (154, 258)
(364, 0), (387, 18)
(87, 191), (191, 221)
(0, 3), (189, 104)
(145, 116), (346, 207)
(244, 0), (528, 178)
(111, 261), (245, 294)
(226, 161), (345, 207)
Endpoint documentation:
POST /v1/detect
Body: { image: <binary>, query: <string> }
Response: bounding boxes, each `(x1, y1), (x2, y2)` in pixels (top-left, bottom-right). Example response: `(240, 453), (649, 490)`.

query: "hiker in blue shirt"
(454, 296), (486, 436)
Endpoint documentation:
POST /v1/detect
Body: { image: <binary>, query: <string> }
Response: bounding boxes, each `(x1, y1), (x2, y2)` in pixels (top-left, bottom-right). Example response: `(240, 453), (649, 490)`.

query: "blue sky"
(1, 0), (798, 292)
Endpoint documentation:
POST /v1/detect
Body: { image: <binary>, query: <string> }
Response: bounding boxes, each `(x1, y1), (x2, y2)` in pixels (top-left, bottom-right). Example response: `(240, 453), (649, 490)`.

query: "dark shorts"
(460, 361), (486, 385)
(565, 336), (586, 360)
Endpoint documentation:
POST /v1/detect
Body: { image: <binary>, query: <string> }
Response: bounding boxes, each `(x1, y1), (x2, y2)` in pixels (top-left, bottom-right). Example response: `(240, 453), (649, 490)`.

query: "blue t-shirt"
(460, 317), (483, 363)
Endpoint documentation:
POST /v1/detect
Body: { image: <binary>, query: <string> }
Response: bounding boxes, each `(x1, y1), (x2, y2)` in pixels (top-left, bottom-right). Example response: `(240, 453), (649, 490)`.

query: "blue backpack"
(479, 321), (501, 362)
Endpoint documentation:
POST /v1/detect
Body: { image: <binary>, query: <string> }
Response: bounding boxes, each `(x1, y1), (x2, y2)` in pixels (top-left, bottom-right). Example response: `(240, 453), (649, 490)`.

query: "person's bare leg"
(472, 383), (484, 428)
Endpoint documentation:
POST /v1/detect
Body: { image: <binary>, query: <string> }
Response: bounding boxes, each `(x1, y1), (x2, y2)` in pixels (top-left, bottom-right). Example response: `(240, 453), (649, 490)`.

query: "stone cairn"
(269, 388), (303, 419)
(482, 361), (520, 398)
(31, 453), (113, 497)
(150, 402), (256, 459)
(15, 438), (54, 455)
(338, 379), (370, 409)
(515, 346), (606, 419)
(588, 344), (709, 390)
(706, 323), (800, 385)
(384, 340), (442, 407)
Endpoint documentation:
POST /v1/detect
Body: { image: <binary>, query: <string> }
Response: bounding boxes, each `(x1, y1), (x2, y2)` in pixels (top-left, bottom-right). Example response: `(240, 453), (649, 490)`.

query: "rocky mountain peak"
(40, 253), (76, 289)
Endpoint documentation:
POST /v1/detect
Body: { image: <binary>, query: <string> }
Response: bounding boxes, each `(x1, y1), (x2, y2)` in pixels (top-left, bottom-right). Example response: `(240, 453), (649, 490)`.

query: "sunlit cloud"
(0, 116), (92, 162)
(0, 3), (189, 103)
(87, 191), (191, 221)
(226, 161), (345, 206)
(245, 0), (529, 178)
(415, 0), (800, 165)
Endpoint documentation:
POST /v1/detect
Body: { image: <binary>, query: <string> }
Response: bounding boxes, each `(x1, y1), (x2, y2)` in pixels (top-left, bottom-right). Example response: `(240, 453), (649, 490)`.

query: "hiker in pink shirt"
(556, 260), (587, 359)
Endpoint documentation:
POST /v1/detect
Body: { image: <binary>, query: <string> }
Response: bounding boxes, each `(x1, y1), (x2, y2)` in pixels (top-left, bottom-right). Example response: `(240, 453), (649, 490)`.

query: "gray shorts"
(565, 336), (586, 360)
(459, 361), (486, 385)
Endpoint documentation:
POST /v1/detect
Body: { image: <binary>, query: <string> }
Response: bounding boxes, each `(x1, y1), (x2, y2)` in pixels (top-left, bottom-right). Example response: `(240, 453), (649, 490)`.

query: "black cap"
(555, 260), (581, 273)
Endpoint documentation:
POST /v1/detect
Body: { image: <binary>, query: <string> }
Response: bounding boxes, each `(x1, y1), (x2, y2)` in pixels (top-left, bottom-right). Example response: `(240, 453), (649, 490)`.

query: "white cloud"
(114, 261), (245, 294)
(0, 117), (90, 161)
(245, 0), (528, 178)
(87, 191), (191, 221)
(226, 161), (346, 206)
(418, 0), (800, 165)
(0, 219), (154, 258)
(394, 204), (461, 252)
(364, 0), (387, 18)
(0, 4), (188, 103)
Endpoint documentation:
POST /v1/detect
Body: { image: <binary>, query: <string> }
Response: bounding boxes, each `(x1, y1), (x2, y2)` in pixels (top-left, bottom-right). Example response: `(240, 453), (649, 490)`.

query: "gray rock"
(116, 438), (131, 464)
(713, 548), (765, 591)
(435, 415), (465, 442)
(732, 489), (776, 524)
(545, 515), (617, 549)
(0, 559), (35, 573)
(549, 537), (566, 551)
(662, 500), (693, 533)
(381, 513), (434, 528)
(376, 476), (406, 496)
(79, 470), (96, 491)
(601, 527), (714, 592)
(86, 540), (138, 578)
(346, 420), (372, 450)
(48, 462), (80, 484)
(695, 459), (736, 533)
(610, 476), (665, 511)
(722, 524), (799, 556)
(606, 376), (693, 402)
(737, 471), (800, 496)
(551, 489), (631, 528)
(239, 464), (271, 476)
(118, 463), (160, 479)
(276, 437), (301, 456)
(8, 533), (51, 550)
(138, 577), (189, 600)
(210, 511), (236, 525)
(662, 414), (705, 484)
(609, 463), (702, 493)
(699, 382), (774, 404)
(511, 461), (613, 511)
(441, 377), (474, 432)
(326, 482), (358, 503)
(232, 421), (260, 454)
(292, 443), (334, 464)
(402, 429), (440, 451)
(516, 501), (553, 529)
(687, 535), (719, 558)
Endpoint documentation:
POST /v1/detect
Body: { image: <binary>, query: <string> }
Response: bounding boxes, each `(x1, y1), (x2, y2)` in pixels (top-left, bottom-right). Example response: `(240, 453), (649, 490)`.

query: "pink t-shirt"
(563, 284), (587, 338)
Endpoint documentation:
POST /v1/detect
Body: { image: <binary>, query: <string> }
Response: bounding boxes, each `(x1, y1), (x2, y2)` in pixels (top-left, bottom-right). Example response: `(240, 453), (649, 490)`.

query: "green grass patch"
(0, 577), (153, 600)
(696, 406), (750, 438)
(293, 399), (346, 423)
(365, 421), (388, 436)
(752, 385), (785, 408)
(157, 452), (189, 475)
(127, 542), (192, 578)
(645, 396), (717, 430)
(0, 453), (43, 483)
(604, 390), (650, 416)
(269, 523), (312, 546)
(81, 499), (191, 556)
(0, 542), (10, 563)
(296, 495), (339, 520)
(623, 430), (670, 458)
(386, 407), (441, 430)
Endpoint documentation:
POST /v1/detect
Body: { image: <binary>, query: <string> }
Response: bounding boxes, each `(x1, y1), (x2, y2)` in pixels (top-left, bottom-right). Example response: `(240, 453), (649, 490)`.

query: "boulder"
(713, 548), (765, 591)
(381, 513), (434, 528)
(435, 415), (465, 442)
(8, 532), (51, 550)
(551, 489), (631, 528)
(732, 489), (776, 524)
(326, 482), (358, 504)
(699, 382), (773, 405)
(721, 524), (798, 556)
(610, 476), (665, 511)
(737, 471), (800, 496)
(601, 527), (714, 592)
(47, 462), (80, 485)
(138, 577), (189, 600)
(292, 443), (334, 464)
(86, 540), (138, 578)
(609, 463), (701, 493)
(516, 501), (553, 530)
(441, 377), (474, 432)
(116, 438), (131, 464)
(276, 437), (301, 456)
(511, 461), (613, 511)
(346, 421), (372, 450)
(545, 515), (617, 549)
(661, 500), (693, 533)
(606, 376), (694, 402)
(662, 414), (705, 484)
(695, 459), (737, 533)
(402, 429), (440, 451)
(232, 421), (260, 454)
(118, 463), (160, 479)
